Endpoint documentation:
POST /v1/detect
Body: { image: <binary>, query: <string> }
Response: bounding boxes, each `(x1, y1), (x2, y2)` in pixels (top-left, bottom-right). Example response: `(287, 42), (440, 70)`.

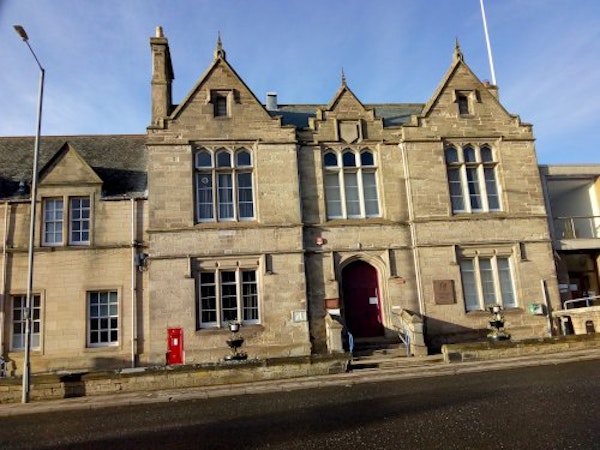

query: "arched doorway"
(341, 260), (384, 338)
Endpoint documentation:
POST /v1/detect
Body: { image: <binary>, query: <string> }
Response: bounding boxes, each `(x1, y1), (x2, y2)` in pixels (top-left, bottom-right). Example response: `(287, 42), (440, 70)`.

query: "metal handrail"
(563, 295), (600, 310)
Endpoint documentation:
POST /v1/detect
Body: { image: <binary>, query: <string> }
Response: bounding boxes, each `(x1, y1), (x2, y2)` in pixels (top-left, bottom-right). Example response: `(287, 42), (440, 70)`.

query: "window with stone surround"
(459, 250), (517, 311)
(197, 268), (259, 328)
(87, 290), (119, 347)
(42, 196), (91, 246)
(195, 147), (254, 222)
(323, 148), (380, 219)
(11, 294), (42, 351)
(445, 144), (500, 214)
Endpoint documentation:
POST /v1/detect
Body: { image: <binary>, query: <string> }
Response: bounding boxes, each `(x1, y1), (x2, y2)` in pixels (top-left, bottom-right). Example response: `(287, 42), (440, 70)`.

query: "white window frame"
(194, 148), (255, 223)
(324, 148), (380, 219)
(460, 254), (517, 312)
(11, 294), (42, 351)
(445, 144), (501, 214)
(197, 268), (260, 328)
(69, 197), (91, 245)
(43, 196), (92, 246)
(87, 290), (119, 347)
(43, 197), (64, 246)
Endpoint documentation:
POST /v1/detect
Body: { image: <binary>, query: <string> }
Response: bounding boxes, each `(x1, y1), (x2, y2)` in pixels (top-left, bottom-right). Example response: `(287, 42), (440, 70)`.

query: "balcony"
(553, 216), (600, 240)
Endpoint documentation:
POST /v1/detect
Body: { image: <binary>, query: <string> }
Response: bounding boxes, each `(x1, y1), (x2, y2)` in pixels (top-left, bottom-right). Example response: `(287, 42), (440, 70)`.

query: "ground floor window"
(198, 269), (259, 328)
(11, 295), (41, 350)
(460, 255), (517, 311)
(88, 291), (119, 347)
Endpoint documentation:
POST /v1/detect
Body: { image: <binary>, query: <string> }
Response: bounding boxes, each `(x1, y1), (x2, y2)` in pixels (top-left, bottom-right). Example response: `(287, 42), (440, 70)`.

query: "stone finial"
(155, 26), (164, 38)
(214, 32), (226, 60)
(454, 38), (464, 62)
(341, 68), (347, 86)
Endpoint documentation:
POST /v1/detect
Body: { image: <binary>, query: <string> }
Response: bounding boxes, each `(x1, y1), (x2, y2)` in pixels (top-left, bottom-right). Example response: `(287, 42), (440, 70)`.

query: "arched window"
(444, 144), (501, 213)
(195, 147), (255, 222)
(323, 148), (380, 219)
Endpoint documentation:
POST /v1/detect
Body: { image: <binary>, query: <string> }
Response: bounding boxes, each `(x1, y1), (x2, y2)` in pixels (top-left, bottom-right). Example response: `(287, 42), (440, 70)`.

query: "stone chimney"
(150, 26), (174, 127)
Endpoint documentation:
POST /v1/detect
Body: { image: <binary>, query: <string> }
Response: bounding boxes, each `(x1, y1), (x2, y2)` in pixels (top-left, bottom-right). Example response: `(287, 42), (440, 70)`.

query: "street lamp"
(13, 24), (45, 404)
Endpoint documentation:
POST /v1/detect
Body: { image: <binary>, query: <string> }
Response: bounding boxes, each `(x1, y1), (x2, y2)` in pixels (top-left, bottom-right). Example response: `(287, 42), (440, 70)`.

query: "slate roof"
(0, 135), (147, 200)
(270, 103), (424, 127)
(0, 104), (423, 200)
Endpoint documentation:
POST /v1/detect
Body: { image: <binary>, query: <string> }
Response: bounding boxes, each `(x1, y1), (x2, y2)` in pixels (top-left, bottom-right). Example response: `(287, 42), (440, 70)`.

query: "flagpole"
(480, 0), (497, 85)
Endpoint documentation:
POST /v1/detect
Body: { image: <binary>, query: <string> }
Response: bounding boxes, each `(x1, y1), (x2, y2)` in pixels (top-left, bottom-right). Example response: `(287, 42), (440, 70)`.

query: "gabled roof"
(169, 38), (273, 122)
(0, 135), (147, 200)
(420, 40), (512, 119)
(39, 142), (103, 186)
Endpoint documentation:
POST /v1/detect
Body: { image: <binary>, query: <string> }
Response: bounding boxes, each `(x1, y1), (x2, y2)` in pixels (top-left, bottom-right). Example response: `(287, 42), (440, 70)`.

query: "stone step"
(349, 354), (444, 372)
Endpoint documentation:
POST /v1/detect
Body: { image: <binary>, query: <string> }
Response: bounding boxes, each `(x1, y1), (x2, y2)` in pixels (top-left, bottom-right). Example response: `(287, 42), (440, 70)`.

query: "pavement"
(1, 347), (599, 417)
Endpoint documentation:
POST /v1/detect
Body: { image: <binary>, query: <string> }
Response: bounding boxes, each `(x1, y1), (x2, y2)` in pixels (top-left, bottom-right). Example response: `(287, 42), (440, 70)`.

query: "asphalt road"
(1, 359), (599, 449)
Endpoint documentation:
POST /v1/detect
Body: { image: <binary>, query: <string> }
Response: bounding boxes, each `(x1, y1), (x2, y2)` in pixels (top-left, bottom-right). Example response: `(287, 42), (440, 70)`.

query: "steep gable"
(39, 142), (102, 187)
(420, 42), (522, 126)
(157, 37), (292, 142)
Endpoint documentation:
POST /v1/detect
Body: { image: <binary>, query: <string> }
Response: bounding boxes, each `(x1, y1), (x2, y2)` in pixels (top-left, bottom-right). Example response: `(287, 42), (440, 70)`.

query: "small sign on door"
(369, 297), (378, 305)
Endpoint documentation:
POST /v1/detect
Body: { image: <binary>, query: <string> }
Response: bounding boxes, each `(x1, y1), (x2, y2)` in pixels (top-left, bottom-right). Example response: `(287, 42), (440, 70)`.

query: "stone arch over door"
(341, 260), (384, 338)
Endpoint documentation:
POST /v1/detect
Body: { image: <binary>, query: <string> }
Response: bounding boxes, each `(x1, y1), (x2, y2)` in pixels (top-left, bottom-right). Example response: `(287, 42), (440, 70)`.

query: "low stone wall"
(0, 354), (349, 404)
(442, 333), (600, 363)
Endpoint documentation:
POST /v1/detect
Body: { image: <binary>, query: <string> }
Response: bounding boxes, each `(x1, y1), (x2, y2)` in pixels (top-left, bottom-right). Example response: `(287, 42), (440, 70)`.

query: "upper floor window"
(214, 94), (228, 117)
(43, 198), (63, 245)
(69, 197), (90, 245)
(457, 93), (470, 115)
(43, 196), (91, 246)
(460, 254), (517, 311)
(198, 268), (259, 328)
(445, 145), (500, 214)
(195, 148), (255, 222)
(323, 148), (380, 219)
(11, 294), (41, 351)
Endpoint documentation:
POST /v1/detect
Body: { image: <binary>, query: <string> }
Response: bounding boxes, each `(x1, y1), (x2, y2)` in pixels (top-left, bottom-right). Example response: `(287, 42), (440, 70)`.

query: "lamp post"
(14, 25), (44, 404)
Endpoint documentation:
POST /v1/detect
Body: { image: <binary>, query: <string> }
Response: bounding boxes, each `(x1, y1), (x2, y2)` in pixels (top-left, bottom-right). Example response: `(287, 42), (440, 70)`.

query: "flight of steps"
(349, 337), (442, 371)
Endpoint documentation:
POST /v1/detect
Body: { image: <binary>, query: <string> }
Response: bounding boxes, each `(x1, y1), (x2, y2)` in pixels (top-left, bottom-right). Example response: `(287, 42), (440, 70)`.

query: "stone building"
(0, 28), (563, 374)
(0, 136), (147, 373)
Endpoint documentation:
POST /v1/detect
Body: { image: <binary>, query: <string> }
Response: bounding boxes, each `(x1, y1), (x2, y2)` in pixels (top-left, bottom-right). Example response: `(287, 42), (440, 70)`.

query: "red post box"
(167, 328), (184, 365)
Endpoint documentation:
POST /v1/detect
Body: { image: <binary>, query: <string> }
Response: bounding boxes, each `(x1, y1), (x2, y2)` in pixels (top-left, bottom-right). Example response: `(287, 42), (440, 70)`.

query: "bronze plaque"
(434, 280), (455, 305)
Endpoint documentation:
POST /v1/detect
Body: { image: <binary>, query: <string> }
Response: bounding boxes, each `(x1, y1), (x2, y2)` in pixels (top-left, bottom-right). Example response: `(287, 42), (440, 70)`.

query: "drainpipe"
(400, 143), (425, 317)
(0, 202), (9, 355)
(130, 197), (137, 367)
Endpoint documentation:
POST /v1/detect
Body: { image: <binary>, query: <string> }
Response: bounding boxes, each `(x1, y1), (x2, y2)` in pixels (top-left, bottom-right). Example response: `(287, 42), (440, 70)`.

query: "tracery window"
(323, 148), (380, 219)
(195, 148), (255, 222)
(445, 144), (500, 214)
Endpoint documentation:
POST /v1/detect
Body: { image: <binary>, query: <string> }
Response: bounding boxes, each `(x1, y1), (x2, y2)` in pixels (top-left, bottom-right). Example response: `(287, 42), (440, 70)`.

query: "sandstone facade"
(0, 30), (563, 374)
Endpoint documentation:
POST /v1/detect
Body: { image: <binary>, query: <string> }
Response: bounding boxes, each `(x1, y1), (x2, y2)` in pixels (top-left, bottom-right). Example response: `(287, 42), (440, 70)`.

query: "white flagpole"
(480, 0), (497, 85)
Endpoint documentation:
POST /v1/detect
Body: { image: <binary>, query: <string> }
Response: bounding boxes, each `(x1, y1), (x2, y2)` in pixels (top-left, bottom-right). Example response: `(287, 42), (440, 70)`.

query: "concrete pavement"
(1, 347), (599, 417)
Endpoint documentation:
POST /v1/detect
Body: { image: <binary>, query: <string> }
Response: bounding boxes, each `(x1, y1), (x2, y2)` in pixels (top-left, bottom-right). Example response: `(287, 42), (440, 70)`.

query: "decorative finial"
(155, 26), (164, 38)
(341, 68), (347, 86)
(214, 32), (226, 60)
(454, 38), (464, 62)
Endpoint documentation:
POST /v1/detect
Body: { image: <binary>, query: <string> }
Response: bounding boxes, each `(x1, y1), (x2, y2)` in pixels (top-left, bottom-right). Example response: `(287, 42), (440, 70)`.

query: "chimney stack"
(266, 92), (278, 111)
(150, 26), (174, 127)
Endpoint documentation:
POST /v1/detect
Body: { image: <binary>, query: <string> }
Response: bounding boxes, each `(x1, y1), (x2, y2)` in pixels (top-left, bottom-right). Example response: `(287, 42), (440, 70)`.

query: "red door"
(167, 328), (184, 365)
(342, 261), (383, 338)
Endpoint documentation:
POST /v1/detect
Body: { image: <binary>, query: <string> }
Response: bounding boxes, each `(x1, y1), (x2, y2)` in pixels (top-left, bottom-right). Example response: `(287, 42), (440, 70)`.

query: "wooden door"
(342, 261), (383, 338)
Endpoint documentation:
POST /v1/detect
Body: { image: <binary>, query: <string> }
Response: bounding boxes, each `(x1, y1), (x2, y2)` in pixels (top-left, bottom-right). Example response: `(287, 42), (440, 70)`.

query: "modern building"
(540, 165), (600, 334)
(0, 28), (564, 374)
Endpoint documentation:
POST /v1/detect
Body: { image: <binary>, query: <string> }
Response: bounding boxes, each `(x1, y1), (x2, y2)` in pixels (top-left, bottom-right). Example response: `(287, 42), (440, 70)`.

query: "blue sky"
(2, 0), (599, 164)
